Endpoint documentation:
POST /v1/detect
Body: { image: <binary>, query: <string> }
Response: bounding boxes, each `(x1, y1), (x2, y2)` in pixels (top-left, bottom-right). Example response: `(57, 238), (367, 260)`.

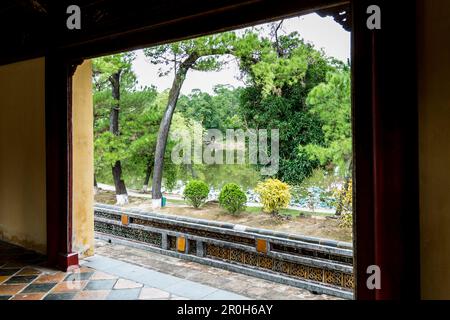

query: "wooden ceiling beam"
(0, 0), (349, 65)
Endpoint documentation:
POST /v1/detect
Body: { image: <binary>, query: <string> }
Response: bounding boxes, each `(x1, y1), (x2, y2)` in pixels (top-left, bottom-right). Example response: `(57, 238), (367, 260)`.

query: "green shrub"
(183, 180), (210, 208)
(219, 183), (247, 214)
(254, 178), (291, 215)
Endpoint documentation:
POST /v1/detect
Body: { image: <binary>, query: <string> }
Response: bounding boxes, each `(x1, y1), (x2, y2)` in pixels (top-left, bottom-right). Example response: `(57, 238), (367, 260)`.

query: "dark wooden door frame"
(351, 1), (419, 299)
(43, 0), (419, 298)
(45, 52), (83, 270)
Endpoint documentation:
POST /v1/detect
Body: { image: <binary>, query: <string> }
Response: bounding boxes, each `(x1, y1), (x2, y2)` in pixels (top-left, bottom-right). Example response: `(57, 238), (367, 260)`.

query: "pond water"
(166, 164), (337, 211)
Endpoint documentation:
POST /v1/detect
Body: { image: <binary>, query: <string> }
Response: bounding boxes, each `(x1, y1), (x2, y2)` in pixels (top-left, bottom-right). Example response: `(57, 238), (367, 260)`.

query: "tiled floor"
(0, 263), (190, 300)
(0, 240), (337, 300)
(0, 240), (246, 300)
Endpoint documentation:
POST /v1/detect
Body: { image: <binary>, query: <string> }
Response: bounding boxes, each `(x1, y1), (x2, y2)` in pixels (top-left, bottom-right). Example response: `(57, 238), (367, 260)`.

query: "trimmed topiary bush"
(183, 180), (210, 208)
(254, 178), (291, 215)
(219, 183), (247, 214)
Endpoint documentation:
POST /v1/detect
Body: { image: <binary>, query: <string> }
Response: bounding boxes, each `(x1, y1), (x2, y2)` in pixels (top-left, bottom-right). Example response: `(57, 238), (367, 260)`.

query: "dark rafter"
(316, 4), (351, 32)
(0, 1), (351, 65)
(16, 0), (48, 14)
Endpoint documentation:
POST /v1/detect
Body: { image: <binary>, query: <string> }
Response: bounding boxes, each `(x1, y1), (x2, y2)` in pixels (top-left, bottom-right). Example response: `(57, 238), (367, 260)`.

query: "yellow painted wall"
(72, 60), (95, 257)
(418, 0), (450, 299)
(0, 58), (47, 253)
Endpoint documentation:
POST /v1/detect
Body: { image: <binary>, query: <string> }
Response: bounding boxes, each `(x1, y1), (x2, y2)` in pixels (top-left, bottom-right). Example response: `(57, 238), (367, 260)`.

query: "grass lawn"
(166, 198), (186, 205)
(244, 206), (301, 216)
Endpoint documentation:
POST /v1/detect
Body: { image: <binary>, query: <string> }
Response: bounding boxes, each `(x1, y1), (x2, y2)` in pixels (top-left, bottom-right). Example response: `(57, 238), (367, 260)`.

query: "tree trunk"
(112, 160), (128, 204)
(151, 55), (197, 204)
(110, 72), (121, 134)
(109, 71), (128, 204)
(94, 175), (98, 195)
(274, 20), (284, 57)
(187, 163), (197, 178)
(142, 162), (152, 193)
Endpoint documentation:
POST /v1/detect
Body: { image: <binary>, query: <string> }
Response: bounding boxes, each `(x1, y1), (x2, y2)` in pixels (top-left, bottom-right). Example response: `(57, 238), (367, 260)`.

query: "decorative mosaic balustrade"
(94, 203), (354, 299)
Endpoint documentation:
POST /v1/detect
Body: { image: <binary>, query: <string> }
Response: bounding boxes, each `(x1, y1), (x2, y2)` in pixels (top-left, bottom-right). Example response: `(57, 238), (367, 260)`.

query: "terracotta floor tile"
(34, 273), (67, 284)
(0, 276), (10, 284)
(11, 293), (46, 300)
(0, 268), (20, 276)
(21, 282), (57, 294)
(0, 284), (27, 295)
(4, 275), (38, 284)
(2, 262), (27, 269)
(90, 271), (118, 281)
(52, 280), (88, 293)
(73, 290), (110, 300)
(17, 268), (42, 276)
(44, 292), (77, 300)
(113, 278), (143, 290)
(78, 266), (95, 273)
(34, 266), (61, 274)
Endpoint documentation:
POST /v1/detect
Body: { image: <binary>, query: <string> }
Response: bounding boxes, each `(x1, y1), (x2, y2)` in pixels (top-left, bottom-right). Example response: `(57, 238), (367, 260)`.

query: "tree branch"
(274, 20), (284, 57)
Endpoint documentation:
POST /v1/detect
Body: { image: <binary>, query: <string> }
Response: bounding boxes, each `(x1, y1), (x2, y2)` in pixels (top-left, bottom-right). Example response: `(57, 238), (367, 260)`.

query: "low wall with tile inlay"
(94, 203), (354, 299)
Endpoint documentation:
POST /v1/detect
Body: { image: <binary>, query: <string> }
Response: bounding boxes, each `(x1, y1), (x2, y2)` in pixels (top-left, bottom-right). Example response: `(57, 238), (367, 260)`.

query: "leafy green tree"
(93, 53), (136, 204)
(178, 85), (243, 131)
(144, 32), (239, 201)
(237, 30), (335, 184)
(302, 68), (352, 215)
(121, 87), (160, 191)
(92, 25), (350, 207)
(302, 68), (351, 176)
(94, 87), (167, 189)
(143, 29), (296, 199)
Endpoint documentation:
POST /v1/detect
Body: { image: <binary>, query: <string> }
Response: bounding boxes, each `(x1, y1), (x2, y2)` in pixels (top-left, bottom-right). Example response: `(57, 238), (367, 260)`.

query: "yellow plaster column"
(72, 60), (95, 257)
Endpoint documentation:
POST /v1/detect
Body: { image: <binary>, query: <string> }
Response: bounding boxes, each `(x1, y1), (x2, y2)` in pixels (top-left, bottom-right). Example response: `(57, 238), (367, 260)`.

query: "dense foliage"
(237, 32), (343, 185)
(254, 178), (291, 215)
(177, 85), (243, 130)
(183, 180), (210, 208)
(303, 68), (352, 176)
(219, 183), (247, 214)
(94, 85), (161, 186)
(335, 179), (353, 228)
(93, 20), (352, 218)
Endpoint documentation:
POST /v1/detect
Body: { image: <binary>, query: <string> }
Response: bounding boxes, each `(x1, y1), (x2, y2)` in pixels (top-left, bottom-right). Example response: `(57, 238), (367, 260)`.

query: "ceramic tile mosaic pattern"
(0, 240), (339, 300)
(0, 241), (186, 300)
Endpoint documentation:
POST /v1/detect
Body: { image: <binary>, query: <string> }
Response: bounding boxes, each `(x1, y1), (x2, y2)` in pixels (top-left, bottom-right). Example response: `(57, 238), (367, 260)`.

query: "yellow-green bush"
(254, 178), (291, 215)
(339, 212), (353, 228)
(333, 179), (353, 229)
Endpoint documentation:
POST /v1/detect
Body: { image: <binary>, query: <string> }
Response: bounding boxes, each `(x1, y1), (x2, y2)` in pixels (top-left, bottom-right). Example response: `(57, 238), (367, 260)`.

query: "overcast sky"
(131, 13), (350, 95)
